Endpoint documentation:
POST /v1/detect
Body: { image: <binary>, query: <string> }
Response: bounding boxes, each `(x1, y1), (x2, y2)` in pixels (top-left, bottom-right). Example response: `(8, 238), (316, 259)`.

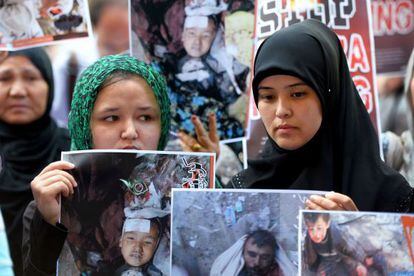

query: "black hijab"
(0, 48), (70, 192)
(239, 19), (413, 212)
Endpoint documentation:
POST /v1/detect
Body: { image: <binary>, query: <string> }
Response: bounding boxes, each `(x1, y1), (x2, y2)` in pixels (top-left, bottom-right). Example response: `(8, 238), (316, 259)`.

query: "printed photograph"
(300, 210), (414, 275)
(171, 189), (325, 276)
(58, 150), (214, 275)
(130, 0), (255, 142)
(0, 0), (91, 50)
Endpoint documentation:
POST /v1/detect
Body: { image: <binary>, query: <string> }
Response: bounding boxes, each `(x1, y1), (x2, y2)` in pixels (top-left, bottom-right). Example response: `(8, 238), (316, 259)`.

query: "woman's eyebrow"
(97, 107), (119, 113)
(137, 106), (157, 111)
(285, 82), (307, 88)
(257, 82), (307, 90)
(257, 85), (274, 90)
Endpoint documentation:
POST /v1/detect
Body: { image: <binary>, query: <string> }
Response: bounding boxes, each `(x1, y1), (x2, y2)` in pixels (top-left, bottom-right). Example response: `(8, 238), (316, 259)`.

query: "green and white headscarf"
(68, 54), (170, 150)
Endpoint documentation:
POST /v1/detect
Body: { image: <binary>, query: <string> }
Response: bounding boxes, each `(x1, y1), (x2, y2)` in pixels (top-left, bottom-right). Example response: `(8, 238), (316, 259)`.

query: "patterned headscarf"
(68, 54), (170, 150)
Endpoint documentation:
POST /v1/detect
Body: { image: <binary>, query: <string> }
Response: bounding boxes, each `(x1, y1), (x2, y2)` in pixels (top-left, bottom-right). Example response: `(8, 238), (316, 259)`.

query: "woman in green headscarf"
(22, 54), (204, 275)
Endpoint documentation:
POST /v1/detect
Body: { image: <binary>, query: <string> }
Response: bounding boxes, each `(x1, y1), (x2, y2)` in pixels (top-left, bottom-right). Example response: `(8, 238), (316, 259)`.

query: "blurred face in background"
(0, 56), (48, 124)
(95, 3), (130, 55)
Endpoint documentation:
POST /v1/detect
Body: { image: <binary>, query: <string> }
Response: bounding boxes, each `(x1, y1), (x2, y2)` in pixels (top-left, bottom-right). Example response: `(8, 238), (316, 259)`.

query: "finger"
(36, 169), (77, 188)
(178, 139), (193, 152)
(305, 199), (325, 210)
(208, 113), (219, 142)
(38, 161), (75, 175)
(309, 195), (342, 210)
(325, 192), (358, 211)
(178, 131), (198, 149)
(45, 182), (71, 198)
(191, 115), (210, 146)
(35, 174), (75, 195)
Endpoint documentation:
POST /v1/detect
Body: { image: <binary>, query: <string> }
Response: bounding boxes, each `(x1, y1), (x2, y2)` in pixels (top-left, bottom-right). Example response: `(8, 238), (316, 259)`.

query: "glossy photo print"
(299, 210), (414, 276)
(171, 189), (325, 276)
(58, 150), (215, 275)
(129, 0), (255, 142)
(0, 0), (92, 50)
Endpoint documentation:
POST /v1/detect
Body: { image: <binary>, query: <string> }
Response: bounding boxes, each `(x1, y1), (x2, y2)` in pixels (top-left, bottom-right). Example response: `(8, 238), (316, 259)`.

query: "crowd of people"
(0, 0), (413, 275)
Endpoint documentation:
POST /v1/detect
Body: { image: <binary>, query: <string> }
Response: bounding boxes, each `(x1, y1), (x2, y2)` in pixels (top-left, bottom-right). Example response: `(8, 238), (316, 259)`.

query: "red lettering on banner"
(372, 0), (414, 35)
(396, 1), (414, 33)
(348, 34), (370, 73)
(353, 76), (373, 113)
(401, 216), (414, 264)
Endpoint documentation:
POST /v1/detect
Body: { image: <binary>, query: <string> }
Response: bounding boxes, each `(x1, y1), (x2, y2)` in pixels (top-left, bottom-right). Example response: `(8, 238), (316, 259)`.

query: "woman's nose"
(121, 119), (138, 140)
(275, 98), (292, 118)
(9, 80), (27, 97)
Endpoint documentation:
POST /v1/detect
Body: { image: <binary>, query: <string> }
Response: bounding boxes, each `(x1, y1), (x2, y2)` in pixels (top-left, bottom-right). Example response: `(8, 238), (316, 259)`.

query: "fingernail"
(191, 115), (197, 121)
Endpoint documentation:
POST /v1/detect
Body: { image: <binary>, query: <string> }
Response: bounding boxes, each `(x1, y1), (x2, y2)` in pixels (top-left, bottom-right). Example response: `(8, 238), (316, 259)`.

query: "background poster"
(58, 150), (214, 275)
(372, 0), (414, 76)
(248, 0), (381, 159)
(0, 0), (92, 50)
(299, 210), (414, 275)
(129, 0), (255, 142)
(217, 138), (247, 186)
(171, 189), (324, 276)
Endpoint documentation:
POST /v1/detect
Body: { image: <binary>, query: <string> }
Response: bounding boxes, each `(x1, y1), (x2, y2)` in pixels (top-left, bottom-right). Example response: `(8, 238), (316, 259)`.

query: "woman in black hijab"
(0, 48), (70, 275)
(229, 19), (413, 212)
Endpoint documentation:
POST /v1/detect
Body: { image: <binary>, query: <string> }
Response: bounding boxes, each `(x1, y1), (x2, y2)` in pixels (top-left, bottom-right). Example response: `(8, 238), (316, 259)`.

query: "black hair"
(245, 229), (276, 250)
(304, 213), (330, 224)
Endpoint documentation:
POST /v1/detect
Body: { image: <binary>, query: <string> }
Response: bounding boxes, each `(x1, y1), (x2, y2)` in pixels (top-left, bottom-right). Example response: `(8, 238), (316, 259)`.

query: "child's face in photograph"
(182, 19), (216, 58)
(119, 225), (159, 267)
(306, 216), (330, 244)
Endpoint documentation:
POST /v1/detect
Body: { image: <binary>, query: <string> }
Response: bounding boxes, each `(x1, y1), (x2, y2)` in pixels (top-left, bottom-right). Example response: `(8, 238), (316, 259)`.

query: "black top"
(0, 48), (70, 275)
(229, 19), (413, 212)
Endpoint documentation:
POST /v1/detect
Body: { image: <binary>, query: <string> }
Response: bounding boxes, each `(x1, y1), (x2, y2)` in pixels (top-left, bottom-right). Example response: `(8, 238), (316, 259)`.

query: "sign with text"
(248, 0), (381, 158)
(371, 0), (414, 75)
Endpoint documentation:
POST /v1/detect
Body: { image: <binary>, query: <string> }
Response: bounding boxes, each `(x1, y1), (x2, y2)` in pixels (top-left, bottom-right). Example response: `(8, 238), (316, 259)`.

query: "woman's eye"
(104, 115), (118, 122)
(258, 94), (273, 101)
(25, 75), (38, 81)
(0, 75), (11, 82)
(139, 115), (151, 121)
(291, 92), (306, 98)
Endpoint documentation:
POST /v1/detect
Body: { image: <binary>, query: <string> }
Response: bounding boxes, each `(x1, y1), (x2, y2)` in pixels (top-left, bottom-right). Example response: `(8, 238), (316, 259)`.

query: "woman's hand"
(31, 161), (77, 225)
(178, 113), (220, 159)
(305, 192), (358, 211)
